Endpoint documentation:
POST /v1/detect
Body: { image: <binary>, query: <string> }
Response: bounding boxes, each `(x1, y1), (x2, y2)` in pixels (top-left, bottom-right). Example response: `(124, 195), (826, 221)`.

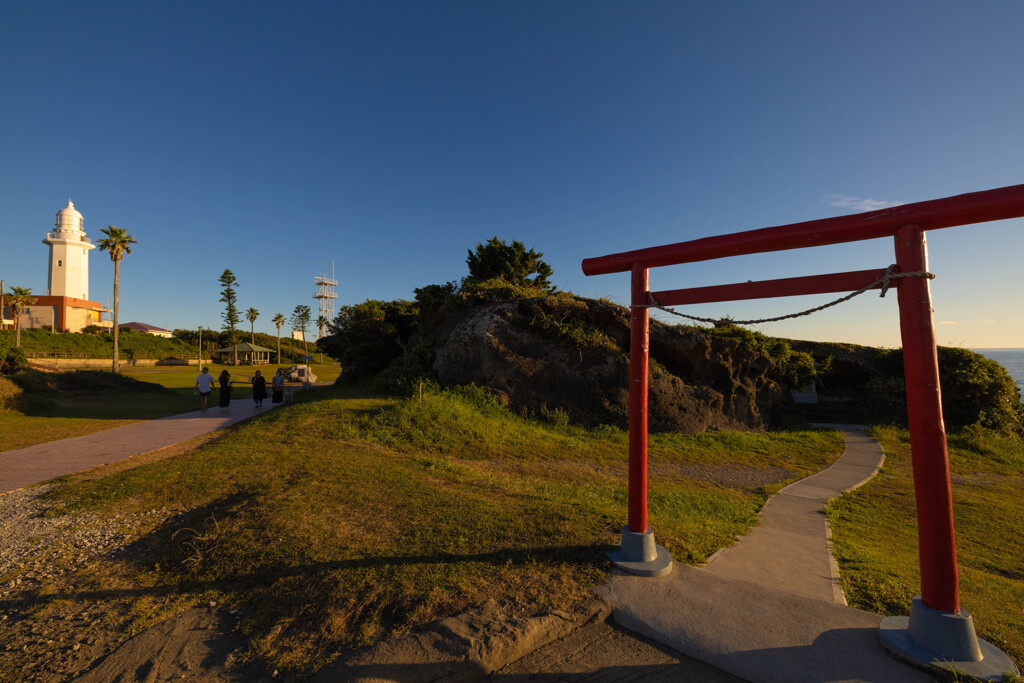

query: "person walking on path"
(218, 369), (233, 411)
(271, 368), (285, 406)
(194, 366), (215, 413)
(251, 370), (267, 408)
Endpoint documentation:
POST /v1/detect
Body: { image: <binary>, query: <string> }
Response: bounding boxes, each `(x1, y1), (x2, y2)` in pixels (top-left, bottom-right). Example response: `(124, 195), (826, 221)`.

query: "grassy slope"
(30, 385), (843, 675)
(5, 329), (195, 358)
(3, 328), (312, 362)
(827, 425), (1024, 668)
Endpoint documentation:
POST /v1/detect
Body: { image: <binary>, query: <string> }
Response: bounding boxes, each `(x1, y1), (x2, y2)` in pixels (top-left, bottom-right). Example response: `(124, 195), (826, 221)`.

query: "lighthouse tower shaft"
(43, 200), (95, 300)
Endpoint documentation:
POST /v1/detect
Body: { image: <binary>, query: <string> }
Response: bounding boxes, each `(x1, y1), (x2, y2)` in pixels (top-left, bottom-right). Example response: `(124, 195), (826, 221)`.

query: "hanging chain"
(643, 265), (935, 326)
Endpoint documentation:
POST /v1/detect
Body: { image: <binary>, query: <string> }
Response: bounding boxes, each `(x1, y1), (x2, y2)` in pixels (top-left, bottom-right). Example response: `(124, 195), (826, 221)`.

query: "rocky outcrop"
(428, 295), (788, 433)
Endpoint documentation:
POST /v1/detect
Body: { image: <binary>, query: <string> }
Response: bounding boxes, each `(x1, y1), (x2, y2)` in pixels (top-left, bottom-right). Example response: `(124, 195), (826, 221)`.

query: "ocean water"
(972, 348), (1024, 396)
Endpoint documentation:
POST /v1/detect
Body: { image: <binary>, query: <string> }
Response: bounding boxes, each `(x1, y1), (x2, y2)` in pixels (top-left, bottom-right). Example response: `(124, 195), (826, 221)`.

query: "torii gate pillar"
(607, 264), (672, 577)
(878, 226), (1017, 678)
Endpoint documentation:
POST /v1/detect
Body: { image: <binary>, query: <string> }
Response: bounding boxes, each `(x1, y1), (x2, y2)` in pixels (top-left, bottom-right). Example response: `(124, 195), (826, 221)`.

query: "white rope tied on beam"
(642, 265), (935, 326)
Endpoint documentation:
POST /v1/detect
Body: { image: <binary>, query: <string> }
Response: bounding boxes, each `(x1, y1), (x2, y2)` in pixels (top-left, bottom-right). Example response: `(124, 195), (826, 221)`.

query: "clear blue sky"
(3, 1), (1022, 347)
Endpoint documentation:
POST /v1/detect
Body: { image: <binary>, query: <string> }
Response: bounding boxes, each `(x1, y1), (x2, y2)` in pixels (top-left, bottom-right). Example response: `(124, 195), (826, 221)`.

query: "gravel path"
(0, 485), (176, 682)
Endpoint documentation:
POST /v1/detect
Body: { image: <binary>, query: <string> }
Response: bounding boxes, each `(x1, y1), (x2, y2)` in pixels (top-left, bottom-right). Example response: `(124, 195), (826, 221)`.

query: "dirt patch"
(311, 598), (610, 682)
(649, 462), (799, 490)
(73, 606), (270, 683)
(552, 458), (799, 490)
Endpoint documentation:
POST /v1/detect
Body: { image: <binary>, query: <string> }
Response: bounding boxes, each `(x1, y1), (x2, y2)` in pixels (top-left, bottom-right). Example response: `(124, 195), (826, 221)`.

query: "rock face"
(428, 295), (788, 433)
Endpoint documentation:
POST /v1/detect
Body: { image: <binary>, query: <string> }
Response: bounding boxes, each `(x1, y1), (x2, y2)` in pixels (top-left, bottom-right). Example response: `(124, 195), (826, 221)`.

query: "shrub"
(1, 346), (28, 375)
(372, 343), (437, 395)
(321, 300), (418, 382)
(865, 347), (1023, 433)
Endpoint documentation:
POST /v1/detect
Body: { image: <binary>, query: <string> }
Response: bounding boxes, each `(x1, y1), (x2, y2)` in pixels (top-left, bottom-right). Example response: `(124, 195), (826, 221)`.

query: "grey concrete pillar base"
(879, 596), (1019, 681)
(607, 525), (673, 577)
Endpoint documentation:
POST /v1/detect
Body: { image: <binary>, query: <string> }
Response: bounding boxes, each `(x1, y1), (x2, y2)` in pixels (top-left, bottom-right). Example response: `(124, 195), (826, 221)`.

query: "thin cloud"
(939, 321), (957, 325)
(823, 194), (904, 212)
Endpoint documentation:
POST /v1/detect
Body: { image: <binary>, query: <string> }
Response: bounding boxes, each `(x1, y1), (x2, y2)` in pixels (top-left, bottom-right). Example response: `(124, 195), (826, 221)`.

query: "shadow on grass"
(3, 493), (611, 612)
(13, 373), (351, 422)
(0, 542), (612, 610)
(12, 386), (196, 421)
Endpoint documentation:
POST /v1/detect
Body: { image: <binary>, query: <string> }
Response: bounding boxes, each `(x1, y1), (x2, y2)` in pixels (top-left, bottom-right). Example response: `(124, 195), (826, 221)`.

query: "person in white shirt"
(194, 366), (215, 413)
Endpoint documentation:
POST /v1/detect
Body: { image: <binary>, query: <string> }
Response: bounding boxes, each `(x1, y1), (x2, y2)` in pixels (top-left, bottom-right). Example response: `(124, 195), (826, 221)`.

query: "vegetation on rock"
(793, 340), (1023, 434)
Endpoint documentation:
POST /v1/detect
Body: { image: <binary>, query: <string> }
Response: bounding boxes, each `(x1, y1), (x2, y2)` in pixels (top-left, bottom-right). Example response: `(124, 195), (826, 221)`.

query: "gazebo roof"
(216, 342), (276, 354)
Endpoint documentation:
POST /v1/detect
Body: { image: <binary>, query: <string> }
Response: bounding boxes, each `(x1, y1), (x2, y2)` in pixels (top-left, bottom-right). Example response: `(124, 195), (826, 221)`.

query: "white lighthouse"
(43, 200), (95, 300)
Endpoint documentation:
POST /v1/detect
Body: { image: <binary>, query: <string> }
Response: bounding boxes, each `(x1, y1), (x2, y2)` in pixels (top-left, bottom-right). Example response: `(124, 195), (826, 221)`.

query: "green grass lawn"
(122, 362), (342, 393)
(0, 364), (342, 452)
(827, 425), (1024, 670)
(25, 384), (843, 676)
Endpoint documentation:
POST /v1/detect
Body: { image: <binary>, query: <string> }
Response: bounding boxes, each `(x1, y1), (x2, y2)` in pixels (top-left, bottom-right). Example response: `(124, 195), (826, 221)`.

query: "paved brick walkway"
(0, 404), (275, 495)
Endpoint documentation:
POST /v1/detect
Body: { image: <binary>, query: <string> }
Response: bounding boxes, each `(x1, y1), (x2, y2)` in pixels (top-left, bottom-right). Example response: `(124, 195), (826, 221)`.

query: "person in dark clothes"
(218, 369), (232, 410)
(271, 368), (285, 405)
(252, 369), (267, 408)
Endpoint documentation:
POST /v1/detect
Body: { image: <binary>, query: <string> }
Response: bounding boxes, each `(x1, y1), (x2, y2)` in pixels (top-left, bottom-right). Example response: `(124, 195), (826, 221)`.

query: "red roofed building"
(119, 322), (173, 338)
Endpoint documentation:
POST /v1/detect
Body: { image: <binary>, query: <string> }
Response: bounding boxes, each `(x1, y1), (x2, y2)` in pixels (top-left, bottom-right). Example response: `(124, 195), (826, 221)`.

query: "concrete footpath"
(595, 426), (935, 683)
(0, 403), (276, 495)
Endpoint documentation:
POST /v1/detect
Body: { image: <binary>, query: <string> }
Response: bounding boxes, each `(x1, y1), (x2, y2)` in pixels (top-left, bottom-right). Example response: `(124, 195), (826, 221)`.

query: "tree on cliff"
(465, 237), (554, 292)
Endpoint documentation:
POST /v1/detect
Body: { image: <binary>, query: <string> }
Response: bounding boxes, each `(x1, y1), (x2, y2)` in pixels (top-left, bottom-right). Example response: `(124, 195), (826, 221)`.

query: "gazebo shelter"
(216, 342), (275, 365)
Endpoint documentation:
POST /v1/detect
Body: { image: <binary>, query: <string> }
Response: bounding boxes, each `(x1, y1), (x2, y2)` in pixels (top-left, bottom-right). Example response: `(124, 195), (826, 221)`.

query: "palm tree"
(97, 226), (137, 373)
(8, 286), (36, 348)
(272, 313), (285, 363)
(246, 307), (259, 345)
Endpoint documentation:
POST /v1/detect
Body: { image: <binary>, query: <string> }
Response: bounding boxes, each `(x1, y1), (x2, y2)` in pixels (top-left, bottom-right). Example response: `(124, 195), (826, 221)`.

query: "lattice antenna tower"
(313, 261), (338, 339)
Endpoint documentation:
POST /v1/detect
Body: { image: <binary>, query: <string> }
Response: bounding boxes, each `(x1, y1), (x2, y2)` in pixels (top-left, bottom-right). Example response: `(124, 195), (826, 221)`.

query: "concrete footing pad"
(879, 596), (1020, 681)
(608, 525), (673, 577)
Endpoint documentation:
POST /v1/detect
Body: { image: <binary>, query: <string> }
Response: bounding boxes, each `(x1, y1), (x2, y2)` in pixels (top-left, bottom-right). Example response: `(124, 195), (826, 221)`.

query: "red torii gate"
(582, 183), (1024, 675)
